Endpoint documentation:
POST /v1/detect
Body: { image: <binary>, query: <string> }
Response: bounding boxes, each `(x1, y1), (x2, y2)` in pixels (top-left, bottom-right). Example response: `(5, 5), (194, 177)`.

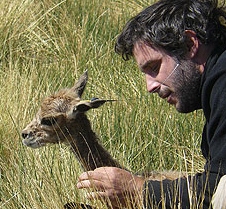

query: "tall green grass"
(0, 0), (205, 208)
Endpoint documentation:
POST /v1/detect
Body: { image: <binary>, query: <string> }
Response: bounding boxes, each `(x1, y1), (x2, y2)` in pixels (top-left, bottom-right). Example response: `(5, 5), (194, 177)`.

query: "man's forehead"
(133, 42), (163, 66)
(133, 41), (161, 53)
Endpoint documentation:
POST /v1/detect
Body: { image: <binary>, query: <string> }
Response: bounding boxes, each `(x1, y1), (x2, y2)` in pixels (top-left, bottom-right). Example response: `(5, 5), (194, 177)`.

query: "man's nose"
(145, 74), (160, 93)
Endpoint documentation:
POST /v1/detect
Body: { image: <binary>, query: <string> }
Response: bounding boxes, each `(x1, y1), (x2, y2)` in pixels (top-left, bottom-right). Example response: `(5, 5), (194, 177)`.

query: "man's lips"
(158, 90), (177, 105)
(158, 90), (171, 99)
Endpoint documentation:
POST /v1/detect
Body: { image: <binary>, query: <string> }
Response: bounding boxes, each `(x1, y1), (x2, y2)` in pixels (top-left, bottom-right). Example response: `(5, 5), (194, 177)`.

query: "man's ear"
(185, 30), (200, 59)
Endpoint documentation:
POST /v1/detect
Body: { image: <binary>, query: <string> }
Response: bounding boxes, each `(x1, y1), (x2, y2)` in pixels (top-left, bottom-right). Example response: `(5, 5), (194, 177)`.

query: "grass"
(0, 0), (205, 208)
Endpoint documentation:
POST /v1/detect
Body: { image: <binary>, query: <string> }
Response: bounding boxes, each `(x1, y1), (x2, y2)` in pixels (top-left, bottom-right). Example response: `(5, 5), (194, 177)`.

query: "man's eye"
(41, 117), (57, 126)
(151, 63), (160, 74)
(142, 61), (161, 76)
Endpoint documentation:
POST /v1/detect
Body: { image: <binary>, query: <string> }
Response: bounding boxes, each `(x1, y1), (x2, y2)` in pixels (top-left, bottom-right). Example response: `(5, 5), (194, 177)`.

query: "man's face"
(133, 42), (202, 113)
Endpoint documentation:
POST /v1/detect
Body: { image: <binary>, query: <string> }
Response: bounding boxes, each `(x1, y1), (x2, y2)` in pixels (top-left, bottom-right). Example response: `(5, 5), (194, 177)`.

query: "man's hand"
(77, 167), (145, 208)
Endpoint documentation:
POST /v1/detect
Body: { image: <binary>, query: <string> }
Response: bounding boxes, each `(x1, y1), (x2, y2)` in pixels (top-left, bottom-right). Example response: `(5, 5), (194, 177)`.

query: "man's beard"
(172, 59), (202, 113)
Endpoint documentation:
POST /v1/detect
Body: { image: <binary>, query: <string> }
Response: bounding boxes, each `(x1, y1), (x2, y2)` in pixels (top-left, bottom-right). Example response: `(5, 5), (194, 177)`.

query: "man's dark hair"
(115, 0), (226, 60)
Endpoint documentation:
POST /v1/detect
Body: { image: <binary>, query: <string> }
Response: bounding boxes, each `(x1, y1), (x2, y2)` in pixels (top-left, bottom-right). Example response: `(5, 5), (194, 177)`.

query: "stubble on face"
(171, 59), (202, 113)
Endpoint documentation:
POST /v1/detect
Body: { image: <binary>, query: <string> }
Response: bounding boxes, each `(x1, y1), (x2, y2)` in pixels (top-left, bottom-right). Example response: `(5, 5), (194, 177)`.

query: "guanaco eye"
(41, 117), (57, 126)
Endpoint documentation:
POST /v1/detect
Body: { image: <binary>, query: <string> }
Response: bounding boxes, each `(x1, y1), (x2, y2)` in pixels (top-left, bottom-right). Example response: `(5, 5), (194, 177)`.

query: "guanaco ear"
(67, 98), (116, 118)
(72, 71), (88, 98)
(75, 98), (116, 112)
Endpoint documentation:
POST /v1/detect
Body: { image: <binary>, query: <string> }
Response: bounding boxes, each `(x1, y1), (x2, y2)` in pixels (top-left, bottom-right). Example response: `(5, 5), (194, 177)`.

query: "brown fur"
(22, 72), (121, 171)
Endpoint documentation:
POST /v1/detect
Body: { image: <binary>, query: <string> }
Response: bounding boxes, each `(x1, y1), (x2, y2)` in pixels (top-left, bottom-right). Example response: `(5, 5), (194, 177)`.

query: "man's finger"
(78, 171), (94, 180)
(77, 179), (92, 189)
(78, 170), (107, 181)
(77, 178), (107, 191)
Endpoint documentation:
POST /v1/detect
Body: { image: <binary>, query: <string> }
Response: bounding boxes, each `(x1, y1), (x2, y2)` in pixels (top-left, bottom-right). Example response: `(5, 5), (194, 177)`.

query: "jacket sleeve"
(143, 172), (220, 209)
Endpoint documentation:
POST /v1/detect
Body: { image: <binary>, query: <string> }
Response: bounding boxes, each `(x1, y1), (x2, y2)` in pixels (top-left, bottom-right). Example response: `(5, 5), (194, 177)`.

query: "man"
(77, 0), (226, 208)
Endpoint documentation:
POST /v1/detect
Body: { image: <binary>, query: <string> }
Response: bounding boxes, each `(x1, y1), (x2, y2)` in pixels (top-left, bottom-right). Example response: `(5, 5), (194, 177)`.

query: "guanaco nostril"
(22, 133), (28, 139)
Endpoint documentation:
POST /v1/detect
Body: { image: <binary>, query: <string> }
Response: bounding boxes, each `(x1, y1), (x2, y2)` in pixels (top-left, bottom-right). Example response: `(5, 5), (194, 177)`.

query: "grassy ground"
(0, 0), (205, 208)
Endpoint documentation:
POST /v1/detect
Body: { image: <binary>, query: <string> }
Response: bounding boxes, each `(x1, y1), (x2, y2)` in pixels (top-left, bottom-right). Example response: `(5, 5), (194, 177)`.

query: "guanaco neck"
(65, 114), (122, 171)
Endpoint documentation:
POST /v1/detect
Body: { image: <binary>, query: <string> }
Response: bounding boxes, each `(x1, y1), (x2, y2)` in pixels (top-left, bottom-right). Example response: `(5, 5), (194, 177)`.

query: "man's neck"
(193, 43), (215, 73)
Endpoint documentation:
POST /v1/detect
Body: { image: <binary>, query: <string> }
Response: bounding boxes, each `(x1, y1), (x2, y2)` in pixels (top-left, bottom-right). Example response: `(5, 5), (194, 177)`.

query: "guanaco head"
(21, 72), (113, 148)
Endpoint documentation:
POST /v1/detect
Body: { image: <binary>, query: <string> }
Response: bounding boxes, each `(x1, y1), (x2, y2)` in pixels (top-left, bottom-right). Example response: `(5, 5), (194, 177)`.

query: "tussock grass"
(0, 0), (204, 208)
